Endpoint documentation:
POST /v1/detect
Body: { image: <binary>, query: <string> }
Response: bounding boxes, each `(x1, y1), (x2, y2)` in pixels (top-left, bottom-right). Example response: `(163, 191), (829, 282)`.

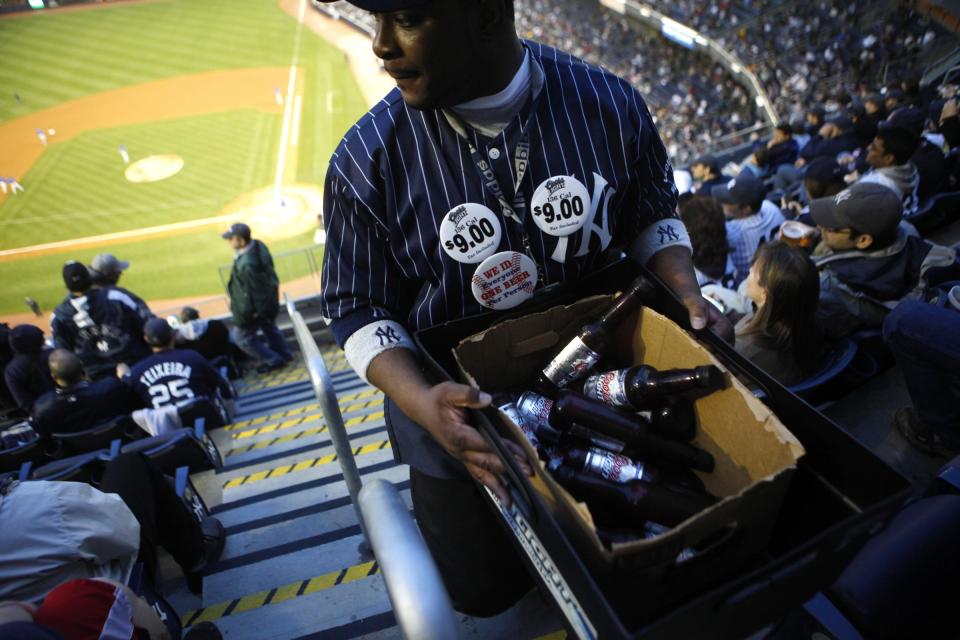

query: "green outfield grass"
(0, 0), (369, 315)
(1, 229), (322, 319)
(0, 110), (280, 248)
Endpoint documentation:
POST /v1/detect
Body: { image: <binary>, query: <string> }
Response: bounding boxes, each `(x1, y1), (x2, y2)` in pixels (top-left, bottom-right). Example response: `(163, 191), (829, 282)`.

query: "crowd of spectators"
(0, 228), (283, 638)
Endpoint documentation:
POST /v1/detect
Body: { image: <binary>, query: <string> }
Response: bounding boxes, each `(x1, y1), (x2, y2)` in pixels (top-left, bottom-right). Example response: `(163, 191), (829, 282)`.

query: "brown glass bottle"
(549, 390), (716, 472)
(582, 364), (726, 409)
(535, 276), (656, 391)
(552, 465), (716, 527)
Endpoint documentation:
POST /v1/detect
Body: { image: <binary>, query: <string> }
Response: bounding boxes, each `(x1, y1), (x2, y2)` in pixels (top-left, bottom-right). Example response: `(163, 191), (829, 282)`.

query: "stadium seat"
(0, 437), (50, 474)
(787, 337), (859, 406)
(911, 190), (960, 234)
(120, 420), (221, 474)
(178, 396), (225, 432)
(51, 414), (148, 457)
(30, 449), (110, 483)
(128, 562), (183, 640)
(828, 494), (960, 639)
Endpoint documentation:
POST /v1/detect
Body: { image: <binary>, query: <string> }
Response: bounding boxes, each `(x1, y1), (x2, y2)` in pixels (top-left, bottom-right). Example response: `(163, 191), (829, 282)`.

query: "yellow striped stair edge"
(183, 561), (380, 627)
(222, 440), (392, 489)
(225, 388), (382, 431)
(225, 409), (386, 458)
(533, 632), (567, 640)
(229, 398), (384, 441)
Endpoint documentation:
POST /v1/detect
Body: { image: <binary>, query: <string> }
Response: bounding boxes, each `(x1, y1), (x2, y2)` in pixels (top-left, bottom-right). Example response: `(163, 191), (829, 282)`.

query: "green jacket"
(227, 239), (280, 327)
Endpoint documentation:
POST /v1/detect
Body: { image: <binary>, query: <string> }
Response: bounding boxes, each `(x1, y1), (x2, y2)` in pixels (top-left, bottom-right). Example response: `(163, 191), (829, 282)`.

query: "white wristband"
(344, 320), (417, 383)
(633, 218), (693, 263)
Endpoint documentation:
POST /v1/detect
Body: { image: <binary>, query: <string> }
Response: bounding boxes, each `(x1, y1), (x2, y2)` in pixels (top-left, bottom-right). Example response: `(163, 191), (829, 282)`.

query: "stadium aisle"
(167, 347), (405, 639)
(164, 343), (562, 639)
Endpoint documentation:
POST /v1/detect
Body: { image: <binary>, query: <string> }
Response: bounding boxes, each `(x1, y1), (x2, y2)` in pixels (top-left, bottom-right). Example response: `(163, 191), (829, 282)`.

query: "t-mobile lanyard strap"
(457, 123), (544, 287)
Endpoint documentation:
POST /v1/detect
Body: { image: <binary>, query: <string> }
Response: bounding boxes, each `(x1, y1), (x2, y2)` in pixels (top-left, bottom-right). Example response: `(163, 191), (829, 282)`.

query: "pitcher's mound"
(125, 154), (184, 183)
(220, 184), (323, 241)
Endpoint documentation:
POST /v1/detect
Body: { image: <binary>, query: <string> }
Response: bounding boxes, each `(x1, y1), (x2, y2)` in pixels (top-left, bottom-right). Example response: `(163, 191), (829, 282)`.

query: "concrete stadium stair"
(166, 343), (560, 639)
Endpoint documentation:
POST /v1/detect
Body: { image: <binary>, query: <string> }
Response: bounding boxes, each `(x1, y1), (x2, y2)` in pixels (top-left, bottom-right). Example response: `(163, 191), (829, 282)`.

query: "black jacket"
(32, 378), (137, 438)
(51, 288), (149, 379)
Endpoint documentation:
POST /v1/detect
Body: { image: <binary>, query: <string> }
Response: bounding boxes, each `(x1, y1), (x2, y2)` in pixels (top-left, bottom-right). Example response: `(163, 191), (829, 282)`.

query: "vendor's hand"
(941, 98), (958, 124)
(682, 293), (735, 344)
(414, 382), (533, 504)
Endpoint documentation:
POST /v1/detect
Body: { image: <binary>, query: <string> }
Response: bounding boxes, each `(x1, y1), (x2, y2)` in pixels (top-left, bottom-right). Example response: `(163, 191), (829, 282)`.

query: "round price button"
(439, 203), (502, 264)
(530, 175), (590, 237)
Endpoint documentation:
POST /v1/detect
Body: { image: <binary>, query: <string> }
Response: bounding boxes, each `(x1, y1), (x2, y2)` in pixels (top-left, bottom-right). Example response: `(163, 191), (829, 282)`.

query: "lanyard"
(448, 111), (543, 286)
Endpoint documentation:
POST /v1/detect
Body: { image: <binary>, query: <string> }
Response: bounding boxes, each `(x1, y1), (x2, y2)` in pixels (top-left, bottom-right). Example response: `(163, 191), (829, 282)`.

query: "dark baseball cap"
(881, 106), (925, 136)
(221, 222), (251, 241)
(809, 182), (902, 236)
(143, 317), (175, 347)
(711, 173), (766, 207)
(317, 0), (430, 9)
(825, 112), (852, 131)
(62, 261), (92, 293)
(804, 157), (846, 183)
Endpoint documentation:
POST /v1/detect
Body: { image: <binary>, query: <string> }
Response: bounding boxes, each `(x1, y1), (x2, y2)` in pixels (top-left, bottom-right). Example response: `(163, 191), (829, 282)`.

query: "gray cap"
(810, 182), (903, 236)
(90, 253), (129, 276)
(711, 173), (766, 207)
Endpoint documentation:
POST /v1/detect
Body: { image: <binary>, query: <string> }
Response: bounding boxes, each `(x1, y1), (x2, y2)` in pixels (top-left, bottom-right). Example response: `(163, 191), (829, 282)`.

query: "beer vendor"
(318, 0), (731, 616)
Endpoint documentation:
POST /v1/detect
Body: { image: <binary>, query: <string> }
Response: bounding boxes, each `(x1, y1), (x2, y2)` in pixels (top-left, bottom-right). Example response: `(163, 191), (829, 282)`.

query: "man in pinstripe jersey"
(319, 0), (728, 614)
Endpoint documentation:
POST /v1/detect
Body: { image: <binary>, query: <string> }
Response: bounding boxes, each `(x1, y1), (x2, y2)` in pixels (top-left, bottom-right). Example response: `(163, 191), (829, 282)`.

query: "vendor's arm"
(649, 245), (734, 342)
(367, 348), (530, 502)
(625, 97), (734, 342)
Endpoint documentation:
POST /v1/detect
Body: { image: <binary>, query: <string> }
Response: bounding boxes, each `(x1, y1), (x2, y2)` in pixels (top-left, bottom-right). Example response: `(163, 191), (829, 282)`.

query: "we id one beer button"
(439, 203), (502, 264)
(530, 175), (590, 237)
(471, 251), (537, 310)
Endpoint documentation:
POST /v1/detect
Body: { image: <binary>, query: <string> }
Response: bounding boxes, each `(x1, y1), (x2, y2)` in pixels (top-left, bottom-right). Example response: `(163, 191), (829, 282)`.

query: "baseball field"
(0, 0), (377, 321)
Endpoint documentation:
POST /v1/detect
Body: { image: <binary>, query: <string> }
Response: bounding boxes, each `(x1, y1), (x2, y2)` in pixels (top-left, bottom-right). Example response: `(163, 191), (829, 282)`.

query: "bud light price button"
(439, 203), (503, 264)
(471, 251), (537, 310)
(531, 175), (590, 237)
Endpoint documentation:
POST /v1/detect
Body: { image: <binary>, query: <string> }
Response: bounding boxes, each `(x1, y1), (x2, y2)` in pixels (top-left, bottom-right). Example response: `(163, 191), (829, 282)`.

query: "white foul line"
(326, 91), (333, 113)
(291, 94), (303, 148)
(274, 0), (307, 201)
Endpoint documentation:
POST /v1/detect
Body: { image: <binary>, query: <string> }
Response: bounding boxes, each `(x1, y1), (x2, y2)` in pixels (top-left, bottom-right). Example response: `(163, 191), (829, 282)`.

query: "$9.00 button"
(530, 175), (590, 237)
(438, 203), (503, 264)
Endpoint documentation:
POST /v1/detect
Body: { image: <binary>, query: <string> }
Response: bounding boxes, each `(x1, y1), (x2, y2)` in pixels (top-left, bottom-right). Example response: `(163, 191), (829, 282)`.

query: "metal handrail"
(359, 479), (458, 640)
(284, 295), (457, 638)
(283, 294), (367, 541)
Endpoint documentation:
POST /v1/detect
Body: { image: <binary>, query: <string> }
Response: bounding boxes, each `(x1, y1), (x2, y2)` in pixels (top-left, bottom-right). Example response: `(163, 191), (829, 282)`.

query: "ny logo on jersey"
(657, 224), (680, 244)
(96, 340), (110, 352)
(550, 172), (614, 264)
(374, 326), (402, 346)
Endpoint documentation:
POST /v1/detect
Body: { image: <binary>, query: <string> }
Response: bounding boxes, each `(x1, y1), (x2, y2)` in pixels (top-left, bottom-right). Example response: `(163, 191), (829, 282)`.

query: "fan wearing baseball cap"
(51, 261), (150, 379)
(318, 0), (729, 616)
(88, 253), (153, 323)
(810, 182), (957, 336)
(124, 317), (233, 412)
(711, 172), (785, 284)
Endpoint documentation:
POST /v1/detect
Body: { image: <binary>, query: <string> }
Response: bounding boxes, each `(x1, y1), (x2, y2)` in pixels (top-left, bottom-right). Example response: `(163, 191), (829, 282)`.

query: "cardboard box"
(454, 295), (806, 620)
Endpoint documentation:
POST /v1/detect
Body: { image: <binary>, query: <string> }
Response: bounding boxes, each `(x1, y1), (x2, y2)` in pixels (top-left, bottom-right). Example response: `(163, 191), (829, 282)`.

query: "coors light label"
(582, 369), (630, 407)
(497, 401), (541, 448)
(516, 391), (554, 430)
(540, 337), (602, 388)
(583, 448), (648, 483)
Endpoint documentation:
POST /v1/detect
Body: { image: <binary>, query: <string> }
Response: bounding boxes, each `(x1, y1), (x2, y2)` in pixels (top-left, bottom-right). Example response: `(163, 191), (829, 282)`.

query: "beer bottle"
(563, 446), (660, 485)
(582, 364), (726, 409)
(536, 276), (656, 391)
(549, 390), (716, 472)
(552, 465), (716, 527)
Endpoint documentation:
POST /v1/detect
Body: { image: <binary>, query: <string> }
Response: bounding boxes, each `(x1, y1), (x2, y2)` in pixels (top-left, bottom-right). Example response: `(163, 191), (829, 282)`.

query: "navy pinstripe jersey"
(321, 42), (679, 346)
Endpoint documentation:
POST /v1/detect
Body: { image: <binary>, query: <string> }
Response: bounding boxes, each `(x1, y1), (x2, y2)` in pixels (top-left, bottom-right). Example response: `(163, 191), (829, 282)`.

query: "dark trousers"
(410, 468), (534, 617)
(99, 453), (204, 579)
(883, 300), (960, 447)
(232, 319), (292, 365)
